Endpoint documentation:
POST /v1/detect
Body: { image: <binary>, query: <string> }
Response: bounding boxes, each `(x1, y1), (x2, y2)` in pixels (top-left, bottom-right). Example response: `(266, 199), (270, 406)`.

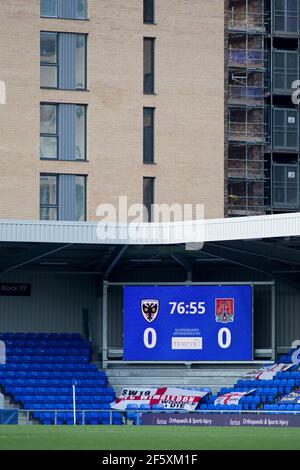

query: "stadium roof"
(0, 214), (300, 288)
(0, 212), (300, 245)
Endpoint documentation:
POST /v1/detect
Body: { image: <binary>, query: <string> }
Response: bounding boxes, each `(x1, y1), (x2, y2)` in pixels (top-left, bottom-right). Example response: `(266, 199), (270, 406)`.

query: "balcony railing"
(228, 85), (265, 106)
(228, 49), (265, 68)
(228, 122), (266, 143)
(228, 11), (266, 33)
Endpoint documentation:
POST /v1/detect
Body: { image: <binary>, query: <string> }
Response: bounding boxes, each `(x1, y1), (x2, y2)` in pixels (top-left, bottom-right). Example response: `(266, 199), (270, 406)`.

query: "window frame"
(75, 33), (88, 91)
(273, 50), (299, 93)
(40, 173), (87, 221)
(40, 174), (59, 221)
(75, 174), (87, 221)
(143, 37), (155, 95)
(273, 0), (299, 35)
(272, 163), (299, 208)
(41, 0), (59, 18)
(40, 103), (59, 160)
(75, 104), (87, 161)
(143, 177), (155, 222)
(144, 0), (155, 24)
(41, 32), (87, 91)
(143, 107), (155, 164)
(40, 102), (87, 162)
(40, 32), (59, 90)
(41, 0), (88, 20)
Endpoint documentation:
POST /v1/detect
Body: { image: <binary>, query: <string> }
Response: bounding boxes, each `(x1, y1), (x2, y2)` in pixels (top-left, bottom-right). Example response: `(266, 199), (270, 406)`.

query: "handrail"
(18, 408), (300, 426)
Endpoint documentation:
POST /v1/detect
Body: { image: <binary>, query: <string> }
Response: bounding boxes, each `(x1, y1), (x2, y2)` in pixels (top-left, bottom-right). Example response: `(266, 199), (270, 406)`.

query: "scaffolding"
(227, 0), (269, 216)
(267, 0), (300, 213)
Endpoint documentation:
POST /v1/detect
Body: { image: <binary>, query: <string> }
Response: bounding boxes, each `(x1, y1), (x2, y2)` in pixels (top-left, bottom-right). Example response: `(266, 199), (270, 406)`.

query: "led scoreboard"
(124, 285), (253, 361)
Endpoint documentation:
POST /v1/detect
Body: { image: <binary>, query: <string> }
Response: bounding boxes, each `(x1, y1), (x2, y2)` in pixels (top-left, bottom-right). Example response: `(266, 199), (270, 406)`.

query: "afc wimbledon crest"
(215, 298), (234, 323)
(141, 299), (159, 323)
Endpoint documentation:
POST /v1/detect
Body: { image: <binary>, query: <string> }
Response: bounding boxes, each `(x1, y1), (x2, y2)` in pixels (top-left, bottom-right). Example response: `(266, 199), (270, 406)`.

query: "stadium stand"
(1, 334), (300, 424)
(0, 332), (122, 425)
(202, 349), (300, 412)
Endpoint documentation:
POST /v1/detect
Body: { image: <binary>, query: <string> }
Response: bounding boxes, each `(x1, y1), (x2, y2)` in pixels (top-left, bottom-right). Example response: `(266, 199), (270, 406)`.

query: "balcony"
(228, 11), (266, 34)
(228, 49), (265, 70)
(228, 85), (265, 106)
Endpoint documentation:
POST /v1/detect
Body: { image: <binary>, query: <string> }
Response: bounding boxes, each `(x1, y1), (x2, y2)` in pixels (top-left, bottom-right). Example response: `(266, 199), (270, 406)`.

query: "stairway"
(3, 395), (33, 425)
(104, 364), (258, 395)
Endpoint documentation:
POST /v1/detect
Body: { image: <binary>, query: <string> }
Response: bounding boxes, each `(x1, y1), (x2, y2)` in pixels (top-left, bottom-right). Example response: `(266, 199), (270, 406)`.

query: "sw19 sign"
(123, 285), (253, 361)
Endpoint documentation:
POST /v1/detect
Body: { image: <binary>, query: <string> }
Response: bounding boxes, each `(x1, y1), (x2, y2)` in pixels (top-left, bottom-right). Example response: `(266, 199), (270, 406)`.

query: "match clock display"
(124, 285), (253, 361)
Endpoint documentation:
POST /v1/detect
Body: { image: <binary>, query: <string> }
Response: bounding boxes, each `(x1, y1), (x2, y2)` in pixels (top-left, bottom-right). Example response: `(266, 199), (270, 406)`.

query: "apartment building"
(227, 0), (300, 216)
(0, 0), (225, 222)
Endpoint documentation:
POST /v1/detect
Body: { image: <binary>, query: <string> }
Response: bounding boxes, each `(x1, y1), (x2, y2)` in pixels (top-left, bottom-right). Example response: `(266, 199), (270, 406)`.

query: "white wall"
(0, 271), (100, 349)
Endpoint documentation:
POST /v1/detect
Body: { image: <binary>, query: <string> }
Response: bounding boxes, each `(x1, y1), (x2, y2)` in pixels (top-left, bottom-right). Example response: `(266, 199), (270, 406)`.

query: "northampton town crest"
(215, 298), (234, 323)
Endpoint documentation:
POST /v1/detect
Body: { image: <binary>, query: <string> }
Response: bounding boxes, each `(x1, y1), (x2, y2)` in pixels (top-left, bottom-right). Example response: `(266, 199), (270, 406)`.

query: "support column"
(271, 282), (276, 361)
(102, 281), (109, 369)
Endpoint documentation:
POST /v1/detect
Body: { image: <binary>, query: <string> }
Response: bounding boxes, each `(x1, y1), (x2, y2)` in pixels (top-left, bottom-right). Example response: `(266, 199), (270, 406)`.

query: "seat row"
(0, 333), (83, 340)
(6, 348), (91, 356)
(264, 404), (300, 411)
(16, 395), (114, 404)
(199, 404), (244, 411)
(1, 379), (106, 387)
(5, 355), (89, 363)
(4, 341), (90, 348)
(0, 371), (103, 379)
(24, 403), (115, 411)
(7, 387), (113, 395)
(2, 363), (99, 371)
(235, 378), (300, 388)
(35, 411), (123, 426)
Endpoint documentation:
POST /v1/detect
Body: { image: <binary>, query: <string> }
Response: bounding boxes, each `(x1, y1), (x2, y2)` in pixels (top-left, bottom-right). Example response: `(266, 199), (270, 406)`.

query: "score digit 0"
(143, 328), (157, 349)
(218, 328), (231, 349)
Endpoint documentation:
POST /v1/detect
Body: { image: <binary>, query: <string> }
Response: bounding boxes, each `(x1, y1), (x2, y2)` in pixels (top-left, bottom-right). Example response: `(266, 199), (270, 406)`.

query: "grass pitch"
(0, 425), (300, 450)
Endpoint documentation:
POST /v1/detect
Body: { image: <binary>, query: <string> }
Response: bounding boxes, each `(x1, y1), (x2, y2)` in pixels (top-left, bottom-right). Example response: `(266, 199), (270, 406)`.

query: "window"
(40, 32), (58, 88)
(41, 0), (58, 17)
(273, 164), (299, 208)
(40, 103), (86, 160)
(41, 32), (87, 90)
(75, 176), (86, 221)
(144, 108), (155, 164)
(40, 174), (86, 221)
(41, 0), (87, 19)
(40, 175), (59, 220)
(273, 108), (299, 150)
(75, 105), (86, 160)
(40, 104), (58, 159)
(143, 177), (155, 222)
(76, 0), (87, 19)
(274, 0), (299, 34)
(144, 0), (155, 24)
(273, 50), (298, 92)
(144, 38), (155, 94)
(76, 35), (87, 90)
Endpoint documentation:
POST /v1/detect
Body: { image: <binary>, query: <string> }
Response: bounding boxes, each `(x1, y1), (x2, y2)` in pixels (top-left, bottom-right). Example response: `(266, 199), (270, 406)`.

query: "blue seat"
(40, 412), (54, 425)
(286, 404), (294, 412)
(126, 404), (138, 421)
(152, 404), (164, 412)
(139, 404), (151, 411)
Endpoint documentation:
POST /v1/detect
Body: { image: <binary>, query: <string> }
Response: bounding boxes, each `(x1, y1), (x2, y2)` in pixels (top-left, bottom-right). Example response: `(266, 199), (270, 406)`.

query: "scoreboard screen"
(124, 285), (253, 361)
